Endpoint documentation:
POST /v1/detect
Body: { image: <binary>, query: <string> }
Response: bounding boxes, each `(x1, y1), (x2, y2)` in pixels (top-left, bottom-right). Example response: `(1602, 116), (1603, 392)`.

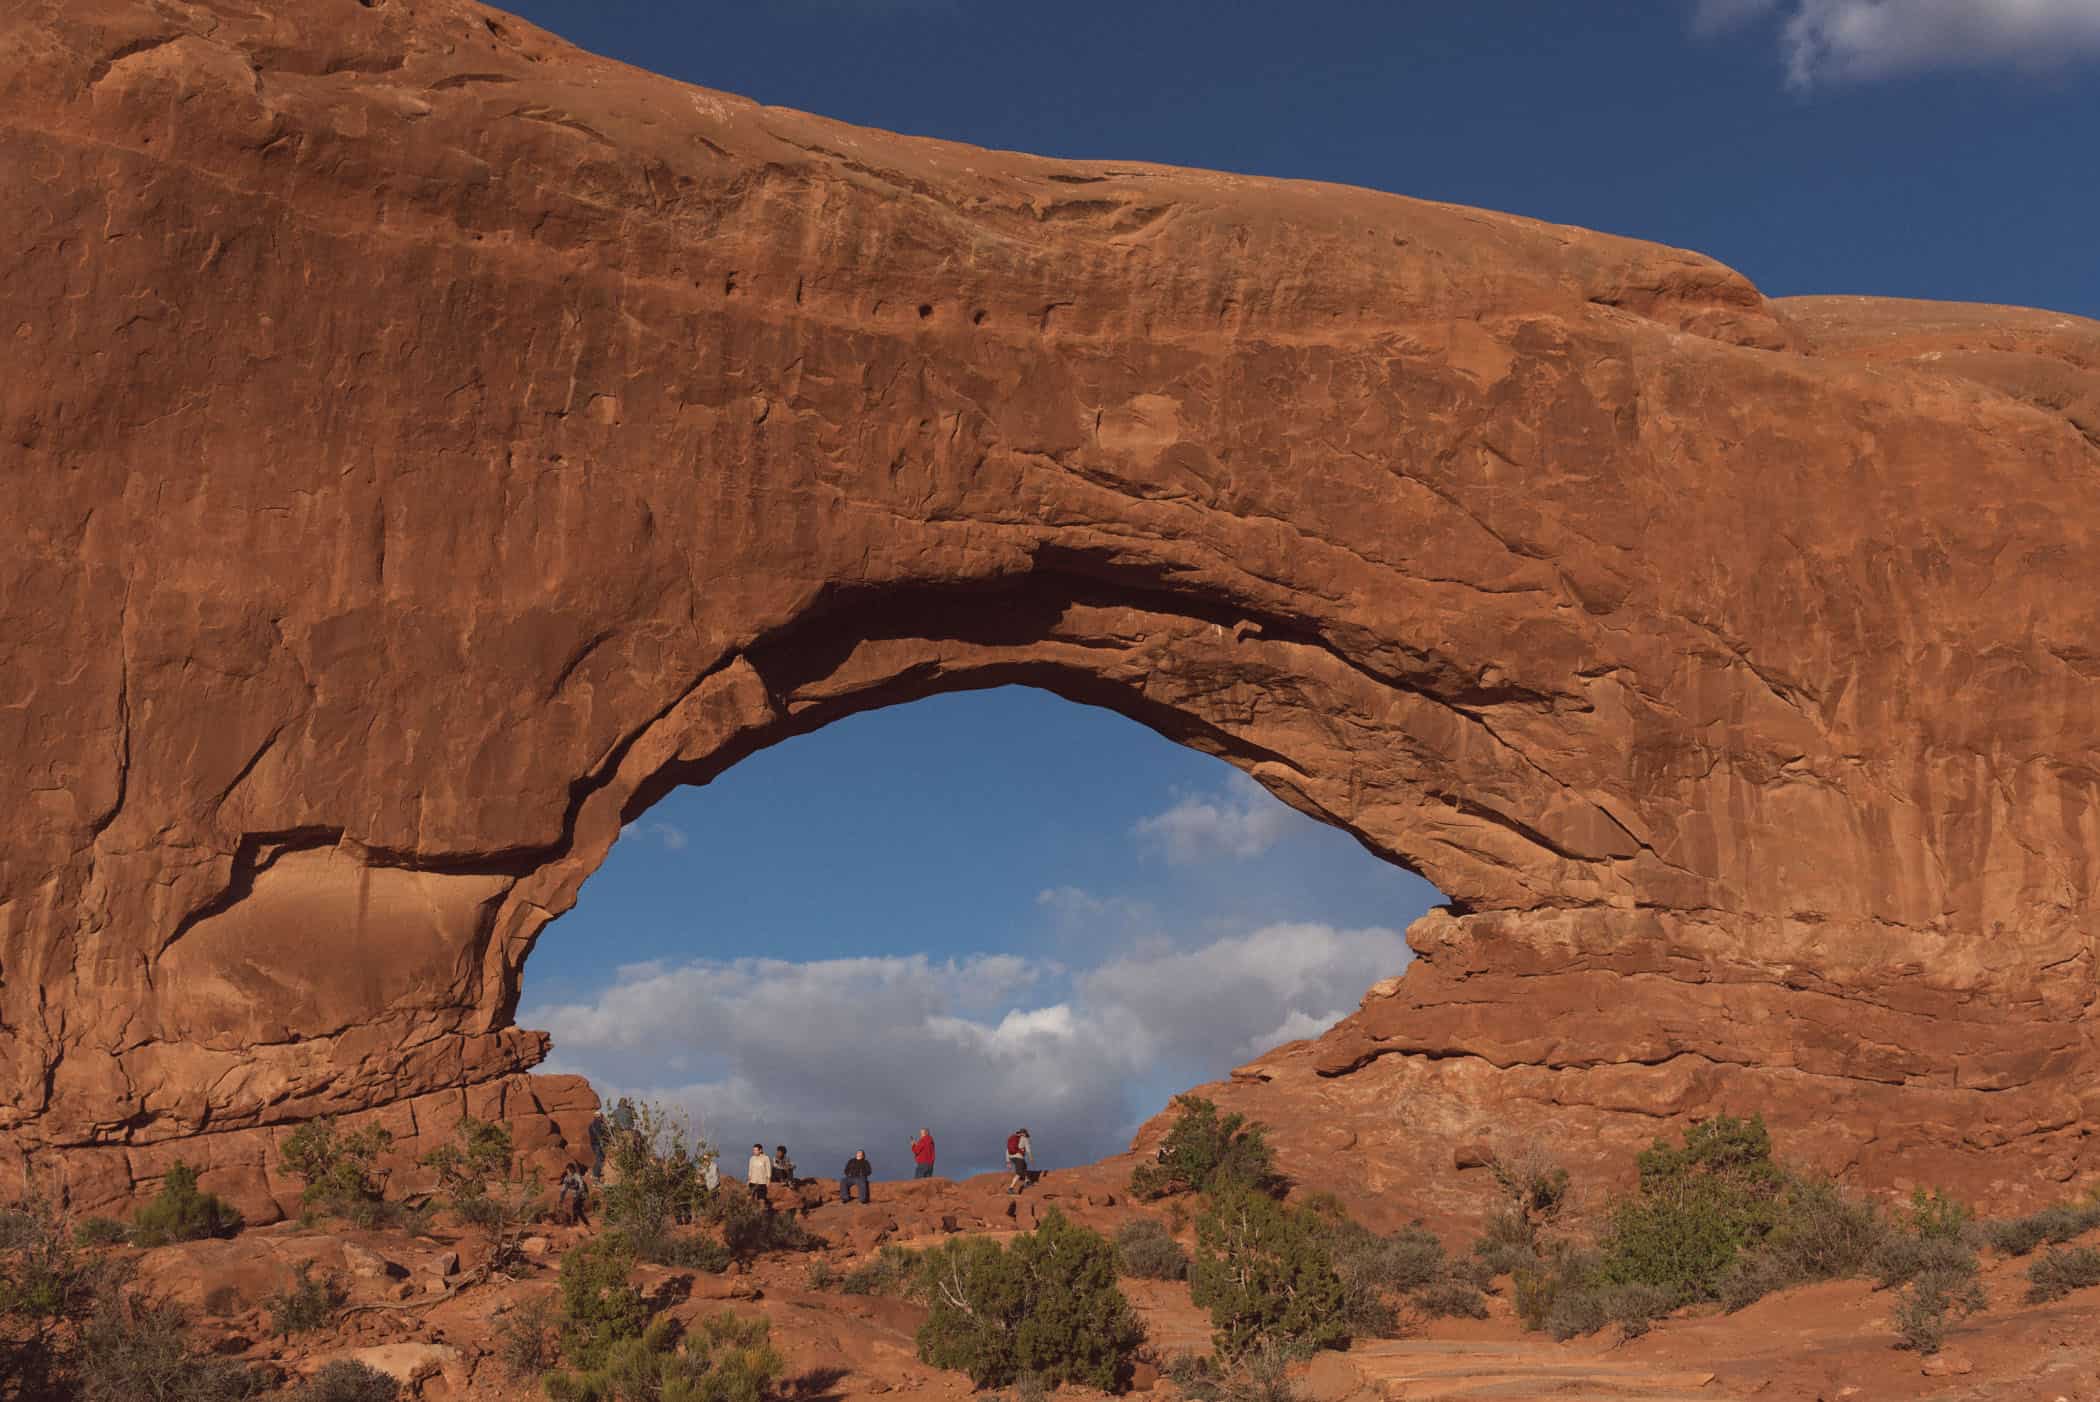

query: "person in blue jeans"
(840, 1150), (873, 1204)
(910, 1128), (936, 1178)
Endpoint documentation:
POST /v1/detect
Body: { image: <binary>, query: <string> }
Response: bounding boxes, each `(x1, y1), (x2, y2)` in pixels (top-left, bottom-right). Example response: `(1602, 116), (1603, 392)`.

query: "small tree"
(1189, 1189), (1348, 1359)
(131, 1164), (244, 1247)
(419, 1116), (542, 1273)
(1598, 1115), (1785, 1305)
(279, 1118), (394, 1222)
(1, 1192), (116, 1399)
(599, 1101), (717, 1263)
(916, 1212), (1145, 1391)
(546, 1309), (783, 1402)
(1131, 1097), (1283, 1201)
(553, 1232), (649, 1373)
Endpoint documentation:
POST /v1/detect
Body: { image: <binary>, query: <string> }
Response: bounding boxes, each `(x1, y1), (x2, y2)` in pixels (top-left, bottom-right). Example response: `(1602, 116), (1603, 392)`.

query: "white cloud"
(1133, 774), (1295, 864)
(1697, 0), (2100, 84)
(521, 922), (1408, 1179)
(621, 820), (689, 852)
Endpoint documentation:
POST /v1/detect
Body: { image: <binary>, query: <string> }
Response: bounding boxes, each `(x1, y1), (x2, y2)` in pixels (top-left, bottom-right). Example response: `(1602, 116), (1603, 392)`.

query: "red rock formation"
(3, 0), (2096, 1216)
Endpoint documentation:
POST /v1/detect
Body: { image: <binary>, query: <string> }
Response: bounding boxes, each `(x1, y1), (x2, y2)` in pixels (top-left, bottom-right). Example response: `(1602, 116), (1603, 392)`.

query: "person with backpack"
(1005, 1128), (1032, 1195)
(910, 1127), (936, 1179)
(840, 1149), (874, 1204)
(558, 1162), (591, 1226)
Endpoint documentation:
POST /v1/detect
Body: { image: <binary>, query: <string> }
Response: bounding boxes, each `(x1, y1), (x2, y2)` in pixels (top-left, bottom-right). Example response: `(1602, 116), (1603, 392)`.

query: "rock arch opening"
(514, 684), (1444, 1180)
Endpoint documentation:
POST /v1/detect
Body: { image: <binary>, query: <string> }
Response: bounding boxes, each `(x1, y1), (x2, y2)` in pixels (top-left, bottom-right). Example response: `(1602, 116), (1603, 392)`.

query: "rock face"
(4, 0), (2098, 1214)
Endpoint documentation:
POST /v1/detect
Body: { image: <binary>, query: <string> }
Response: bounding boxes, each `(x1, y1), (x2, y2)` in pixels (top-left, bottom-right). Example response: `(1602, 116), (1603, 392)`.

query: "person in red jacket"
(910, 1127), (936, 1179)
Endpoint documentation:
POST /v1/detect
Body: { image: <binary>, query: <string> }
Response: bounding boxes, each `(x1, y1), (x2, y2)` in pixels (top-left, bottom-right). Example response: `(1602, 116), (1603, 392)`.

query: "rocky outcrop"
(4, 0), (2097, 1215)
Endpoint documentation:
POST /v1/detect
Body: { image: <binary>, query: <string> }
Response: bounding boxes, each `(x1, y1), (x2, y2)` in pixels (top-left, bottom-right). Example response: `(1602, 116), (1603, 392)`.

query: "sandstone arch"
(5, 0), (2100, 1214)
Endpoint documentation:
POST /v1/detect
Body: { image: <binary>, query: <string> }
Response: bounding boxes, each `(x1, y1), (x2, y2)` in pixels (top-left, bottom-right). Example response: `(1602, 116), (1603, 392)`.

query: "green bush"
(545, 1309), (783, 1402)
(653, 1233), (734, 1274)
(599, 1102), (717, 1262)
(1892, 1266), (1985, 1354)
(1189, 1189), (1348, 1359)
(1597, 1115), (1785, 1307)
(1986, 1201), (2100, 1257)
(555, 1233), (651, 1374)
(707, 1188), (814, 1263)
(1869, 1232), (1977, 1290)
(541, 1309), (789, 1402)
(1318, 1216), (1446, 1338)
(915, 1212), (1144, 1390)
(1716, 1177), (1887, 1312)
(1130, 1097), (1283, 1201)
(2, 1193), (119, 1400)
(266, 1261), (345, 1337)
(279, 1118), (393, 1219)
(287, 1359), (402, 1402)
(73, 1217), (132, 1248)
(76, 1291), (264, 1402)
(1115, 1219), (1189, 1281)
(131, 1164), (244, 1248)
(2024, 1244), (2100, 1304)
(838, 1246), (921, 1297)
(1898, 1187), (1973, 1243)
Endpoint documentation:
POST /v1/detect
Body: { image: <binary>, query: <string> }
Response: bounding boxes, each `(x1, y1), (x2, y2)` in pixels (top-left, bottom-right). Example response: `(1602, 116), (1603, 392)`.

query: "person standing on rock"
(1005, 1128), (1033, 1195)
(587, 1111), (611, 1181)
(747, 1141), (772, 1205)
(559, 1162), (591, 1226)
(841, 1149), (874, 1204)
(910, 1127), (936, 1179)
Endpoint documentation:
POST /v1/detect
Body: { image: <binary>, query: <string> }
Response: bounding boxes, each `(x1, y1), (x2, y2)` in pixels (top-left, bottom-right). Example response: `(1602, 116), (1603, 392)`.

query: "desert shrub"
(1165, 1342), (1298, 1402)
(1490, 1142), (1571, 1241)
(1986, 1200), (2100, 1257)
(707, 1188), (814, 1263)
(838, 1246), (920, 1297)
(1470, 1207), (1542, 1278)
(286, 1359), (402, 1402)
(1717, 1177), (1887, 1312)
(1413, 1280), (1490, 1320)
(1521, 1263), (1673, 1343)
(202, 1284), (244, 1318)
(1318, 1216), (1448, 1338)
(1595, 1115), (1786, 1308)
(495, 1294), (560, 1378)
(73, 1217), (132, 1248)
(554, 1232), (650, 1374)
(2024, 1244), (2100, 1304)
(279, 1118), (393, 1219)
(1897, 1187), (1974, 1244)
(1892, 1266), (1985, 1354)
(1868, 1231), (1978, 1290)
(599, 1103), (719, 1264)
(2, 1192), (121, 1400)
(1189, 1189), (1348, 1359)
(653, 1233), (734, 1275)
(131, 1164), (244, 1248)
(265, 1261), (345, 1337)
(75, 1291), (264, 1402)
(546, 1309), (783, 1402)
(802, 1260), (835, 1291)
(419, 1115), (543, 1273)
(915, 1212), (1144, 1390)
(1115, 1219), (1189, 1281)
(1130, 1097), (1283, 1201)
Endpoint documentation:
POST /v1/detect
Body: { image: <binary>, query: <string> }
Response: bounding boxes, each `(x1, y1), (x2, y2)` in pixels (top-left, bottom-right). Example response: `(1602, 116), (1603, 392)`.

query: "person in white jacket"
(747, 1142), (772, 1204)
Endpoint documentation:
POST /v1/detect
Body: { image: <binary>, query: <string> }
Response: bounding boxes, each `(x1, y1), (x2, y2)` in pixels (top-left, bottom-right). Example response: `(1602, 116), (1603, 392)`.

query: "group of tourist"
(559, 1104), (1040, 1224)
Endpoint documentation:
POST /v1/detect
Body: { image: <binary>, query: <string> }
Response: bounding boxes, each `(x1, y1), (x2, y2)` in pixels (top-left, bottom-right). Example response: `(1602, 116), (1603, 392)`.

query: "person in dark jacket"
(587, 1113), (610, 1180)
(840, 1150), (873, 1204)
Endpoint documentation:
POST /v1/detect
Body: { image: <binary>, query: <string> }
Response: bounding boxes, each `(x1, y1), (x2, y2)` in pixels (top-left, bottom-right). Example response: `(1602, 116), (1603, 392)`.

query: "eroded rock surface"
(3, 0), (2098, 1213)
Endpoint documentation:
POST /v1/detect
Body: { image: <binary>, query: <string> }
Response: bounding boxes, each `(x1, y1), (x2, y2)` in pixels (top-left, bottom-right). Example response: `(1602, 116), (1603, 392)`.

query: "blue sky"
(510, 1), (2100, 1177)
